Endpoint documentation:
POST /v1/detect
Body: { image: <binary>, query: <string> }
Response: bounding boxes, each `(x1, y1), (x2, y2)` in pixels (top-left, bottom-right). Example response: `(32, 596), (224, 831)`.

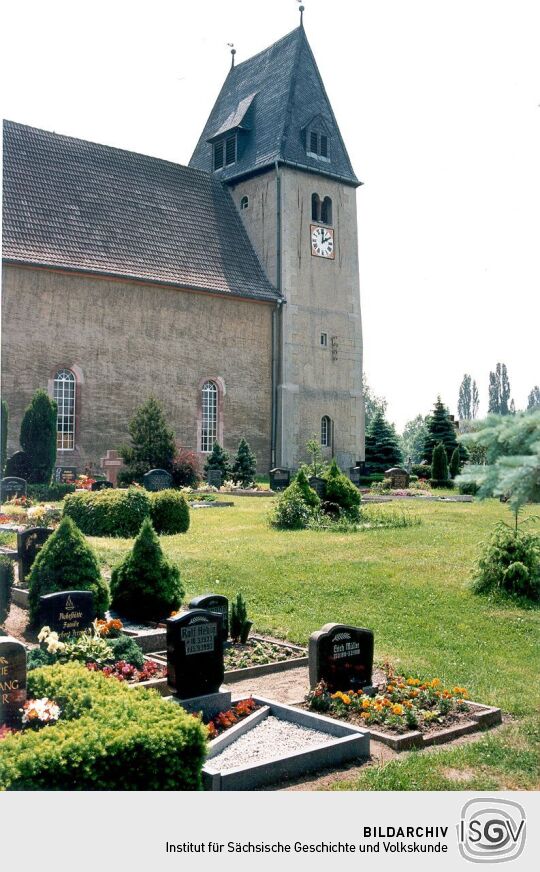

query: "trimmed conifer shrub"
(149, 490), (190, 535)
(472, 523), (540, 601)
(430, 442), (452, 488)
(119, 397), (175, 480)
(423, 397), (467, 464)
(324, 458), (361, 516)
(295, 469), (321, 508)
(204, 442), (231, 481)
(63, 488), (151, 537)
(27, 517), (110, 625)
(19, 390), (57, 484)
(449, 447), (461, 478)
(231, 438), (257, 487)
(110, 518), (184, 622)
(0, 556), (14, 625)
(365, 411), (402, 474)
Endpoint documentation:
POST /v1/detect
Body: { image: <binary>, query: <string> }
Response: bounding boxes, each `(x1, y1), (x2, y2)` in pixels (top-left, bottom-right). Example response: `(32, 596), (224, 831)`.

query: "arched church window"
(321, 415), (332, 448)
(201, 380), (218, 453)
(240, 196), (249, 210)
(321, 196), (333, 225)
(53, 368), (76, 451)
(311, 193), (321, 222)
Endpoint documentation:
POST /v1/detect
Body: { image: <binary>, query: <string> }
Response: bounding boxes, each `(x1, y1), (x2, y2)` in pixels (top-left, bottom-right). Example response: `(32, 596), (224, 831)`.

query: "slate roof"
(190, 26), (360, 187)
(2, 120), (280, 303)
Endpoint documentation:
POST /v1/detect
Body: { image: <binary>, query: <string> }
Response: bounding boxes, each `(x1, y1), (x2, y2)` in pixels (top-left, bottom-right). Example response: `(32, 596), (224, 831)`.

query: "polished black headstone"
(269, 468), (291, 491)
(188, 594), (229, 639)
(143, 468), (173, 491)
(91, 480), (114, 491)
(17, 527), (53, 584)
(309, 623), (374, 691)
(166, 609), (224, 699)
(349, 467), (362, 486)
(0, 637), (27, 728)
(54, 466), (78, 484)
(0, 477), (27, 501)
(38, 590), (95, 637)
(206, 469), (222, 488)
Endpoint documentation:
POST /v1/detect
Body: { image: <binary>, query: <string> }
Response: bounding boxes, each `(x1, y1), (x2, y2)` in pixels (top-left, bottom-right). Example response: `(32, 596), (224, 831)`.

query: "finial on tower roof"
(298, 2), (305, 27)
(227, 43), (236, 69)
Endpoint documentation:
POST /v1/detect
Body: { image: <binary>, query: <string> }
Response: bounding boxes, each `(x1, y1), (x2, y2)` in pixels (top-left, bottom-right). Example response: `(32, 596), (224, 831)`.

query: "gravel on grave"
(209, 716), (334, 771)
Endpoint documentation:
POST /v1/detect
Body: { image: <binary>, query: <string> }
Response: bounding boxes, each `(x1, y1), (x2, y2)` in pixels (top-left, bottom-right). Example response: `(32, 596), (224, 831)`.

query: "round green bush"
(270, 483), (313, 529)
(324, 458), (361, 516)
(110, 517), (184, 622)
(150, 489), (190, 535)
(27, 516), (110, 625)
(472, 522), (540, 601)
(63, 487), (151, 537)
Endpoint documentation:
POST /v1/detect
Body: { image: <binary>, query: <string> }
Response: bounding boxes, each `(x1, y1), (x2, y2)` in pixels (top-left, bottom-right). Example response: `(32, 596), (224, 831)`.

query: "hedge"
(0, 556), (14, 625)
(62, 487), (190, 537)
(27, 483), (76, 501)
(0, 663), (207, 790)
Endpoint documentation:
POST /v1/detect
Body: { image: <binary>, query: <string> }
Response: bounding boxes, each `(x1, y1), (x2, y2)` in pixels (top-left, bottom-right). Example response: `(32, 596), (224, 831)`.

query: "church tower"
(190, 23), (364, 470)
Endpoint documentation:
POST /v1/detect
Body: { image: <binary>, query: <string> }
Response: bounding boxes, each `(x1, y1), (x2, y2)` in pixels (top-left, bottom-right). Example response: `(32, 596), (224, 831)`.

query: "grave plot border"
(202, 695), (369, 791)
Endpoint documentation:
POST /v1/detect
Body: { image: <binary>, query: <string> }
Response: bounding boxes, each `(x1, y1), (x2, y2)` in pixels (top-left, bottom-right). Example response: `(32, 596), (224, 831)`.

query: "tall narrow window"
(54, 369), (76, 450)
(321, 415), (332, 448)
(311, 193), (320, 222)
(225, 134), (236, 166)
(321, 196), (333, 225)
(240, 195), (249, 210)
(201, 381), (218, 453)
(213, 141), (224, 170)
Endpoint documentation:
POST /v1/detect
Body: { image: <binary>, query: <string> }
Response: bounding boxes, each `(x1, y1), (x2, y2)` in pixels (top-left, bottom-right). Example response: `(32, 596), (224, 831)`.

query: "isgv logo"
(458, 798), (526, 863)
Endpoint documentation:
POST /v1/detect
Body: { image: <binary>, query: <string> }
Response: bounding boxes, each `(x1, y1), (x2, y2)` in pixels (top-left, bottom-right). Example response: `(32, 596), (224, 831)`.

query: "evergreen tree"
(203, 442), (231, 480)
(231, 438), (257, 487)
(20, 389), (57, 484)
(458, 374), (472, 420)
(294, 468), (320, 508)
(472, 380), (480, 419)
(527, 386), (540, 411)
(0, 400), (7, 473)
(423, 397), (460, 464)
(362, 374), (387, 430)
(400, 414), (429, 465)
(449, 447), (461, 478)
(120, 397), (175, 478)
(431, 442), (450, 486)
(500, 363), (511, 415)
(488, 370), (500, 413)
(365, 411), (402, 473)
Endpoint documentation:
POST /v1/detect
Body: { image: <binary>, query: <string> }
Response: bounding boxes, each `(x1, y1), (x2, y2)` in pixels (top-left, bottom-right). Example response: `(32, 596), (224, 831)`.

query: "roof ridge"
(230, 26), (301, 71)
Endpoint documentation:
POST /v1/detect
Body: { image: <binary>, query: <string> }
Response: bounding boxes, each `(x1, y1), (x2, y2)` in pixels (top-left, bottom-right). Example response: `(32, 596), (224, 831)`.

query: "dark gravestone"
(17, 527), (54, 585)
(269, 467), (291, 491)
(166, 609), (224, 699)
(54, 466), (78, 484)
(308, 476), (327, 500)
(309, 623), (374, 692)
(143, 468), (173, 492)
(91, 479), (114, 491)
(38, 590), (95, 637)
(0, 637), (27, 729)
(1, 477), (27, 501)
(385, 467), (410, 489)
(349, 467), (362, 487)
(189, 594), (229, 640)
(206, 468), (222, 488)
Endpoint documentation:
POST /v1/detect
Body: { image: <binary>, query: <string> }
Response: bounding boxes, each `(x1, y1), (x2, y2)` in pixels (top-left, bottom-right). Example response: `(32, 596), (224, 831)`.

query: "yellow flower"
(341, 694), (351, 705)
(406, 677), (420, 686)
(392, 704), (405, 716)
(431, 678), (441, 687)
(361, 698), (371, 709)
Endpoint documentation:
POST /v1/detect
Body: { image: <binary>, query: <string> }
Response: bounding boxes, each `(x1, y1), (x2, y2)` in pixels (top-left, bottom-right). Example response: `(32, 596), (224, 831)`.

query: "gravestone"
(100, 449), (124, 486)
(54, 466), (78, 484)
(91, 479), (114, 491)
(167, 609), (225, 699)
(349, 467), (362, 487)
(269, 468), (291, 491)
(308, 476), (327, 500)
(385, 467), (410, 488)
(188, 594), (229, 639)
(38, 590), (95, 637)
(0, 477), (27, 501)
(17, 526), (53, 585)
(309, 623), (374, 692)
(206, 468), (222, 488)
(0, 637), (27, 729)
(143, 468), (173, 492)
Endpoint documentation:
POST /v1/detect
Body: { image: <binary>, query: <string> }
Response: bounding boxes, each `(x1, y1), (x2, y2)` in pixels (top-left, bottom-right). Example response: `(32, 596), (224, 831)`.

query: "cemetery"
(0, 414), (539, 791)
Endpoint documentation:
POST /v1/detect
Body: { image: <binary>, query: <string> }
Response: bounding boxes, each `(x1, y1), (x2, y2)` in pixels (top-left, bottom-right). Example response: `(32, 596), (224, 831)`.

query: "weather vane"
(227, 42), (236, 69)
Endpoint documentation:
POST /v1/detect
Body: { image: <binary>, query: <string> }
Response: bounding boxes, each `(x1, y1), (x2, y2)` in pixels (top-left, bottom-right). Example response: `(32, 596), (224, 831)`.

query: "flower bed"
(224, 639), (305, 671)
(206, 697), (259, 739)
(86, 658), (166, 684)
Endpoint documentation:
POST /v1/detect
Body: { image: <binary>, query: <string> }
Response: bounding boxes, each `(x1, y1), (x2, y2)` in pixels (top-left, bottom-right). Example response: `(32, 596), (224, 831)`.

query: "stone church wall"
(1, 264), (274, 474)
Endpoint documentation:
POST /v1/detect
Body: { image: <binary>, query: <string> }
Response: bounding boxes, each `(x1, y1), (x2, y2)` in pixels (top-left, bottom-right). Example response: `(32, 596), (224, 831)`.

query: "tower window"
(321, 415), (332, 448)
(213, 134), (237, 170)
(240, 195), (249, 210)
(321, 196), (332, 225)
(225, 134), (236, 166)
(53, 368), (76, 451)
(307, 129), (330, 161)
(320, 332), (328, 347)
(311, 193), (320, 222)
(213, 141), (224, 170)
(320, 134), (328, 158)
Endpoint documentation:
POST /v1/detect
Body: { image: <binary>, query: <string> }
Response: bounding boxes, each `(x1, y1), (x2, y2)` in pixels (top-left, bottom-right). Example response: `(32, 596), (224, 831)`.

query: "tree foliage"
(527, 386), (540, 412)
(400, 415), (429, 465)
(120, 397), (175, 479)
(365, 411), (402, 474)
(19, 390), (57, 484)
(203, 442), (231, 480)
(431, 442), (450, 486)
(231, 438), (257, 487)
(458, 374), (480, 420)
(362, 374), (387, 430)
(423, 397), (463, 463)
(488, 363), (513, 415)
(449, 447), (461, 478)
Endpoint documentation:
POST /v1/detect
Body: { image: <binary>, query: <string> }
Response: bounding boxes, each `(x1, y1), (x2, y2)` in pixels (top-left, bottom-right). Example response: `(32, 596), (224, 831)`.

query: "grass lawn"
(91, 496), (540, 791)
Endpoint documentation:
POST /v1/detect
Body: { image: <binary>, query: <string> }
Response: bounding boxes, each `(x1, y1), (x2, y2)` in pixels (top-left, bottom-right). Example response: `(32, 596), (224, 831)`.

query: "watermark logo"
(458, 798), (526, 863)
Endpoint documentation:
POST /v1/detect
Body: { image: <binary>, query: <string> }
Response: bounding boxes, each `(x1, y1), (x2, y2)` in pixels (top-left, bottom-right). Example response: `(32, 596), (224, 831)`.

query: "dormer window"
(307, 128), (330, 162)
(213, 134), (237, 170)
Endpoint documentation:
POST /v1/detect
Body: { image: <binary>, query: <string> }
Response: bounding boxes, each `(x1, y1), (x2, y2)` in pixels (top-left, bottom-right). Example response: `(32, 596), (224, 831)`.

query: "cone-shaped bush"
(449, 447), (461, 478)
(430, 442), (451, 488)
(28, 517), (109, 625)
(110, 518), (184, 622)
(295, 468), (321, 508)
(203, 442), (231, 481)
(20, 389), (57, 484)
(324, 458), (361, 514)
(231, 438), (257, 487)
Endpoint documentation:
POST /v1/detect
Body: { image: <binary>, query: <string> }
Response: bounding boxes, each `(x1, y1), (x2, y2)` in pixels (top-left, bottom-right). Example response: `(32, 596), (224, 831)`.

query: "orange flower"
(391, 704), (404, 716)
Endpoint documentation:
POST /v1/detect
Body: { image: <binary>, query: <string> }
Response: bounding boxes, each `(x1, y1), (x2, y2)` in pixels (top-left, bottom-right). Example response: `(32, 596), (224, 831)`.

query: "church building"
(1, 21), (365, 476)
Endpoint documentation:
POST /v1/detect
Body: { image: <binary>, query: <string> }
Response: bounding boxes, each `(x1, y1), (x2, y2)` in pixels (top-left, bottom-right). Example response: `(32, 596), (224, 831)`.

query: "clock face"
(311, 224), (335, 259)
